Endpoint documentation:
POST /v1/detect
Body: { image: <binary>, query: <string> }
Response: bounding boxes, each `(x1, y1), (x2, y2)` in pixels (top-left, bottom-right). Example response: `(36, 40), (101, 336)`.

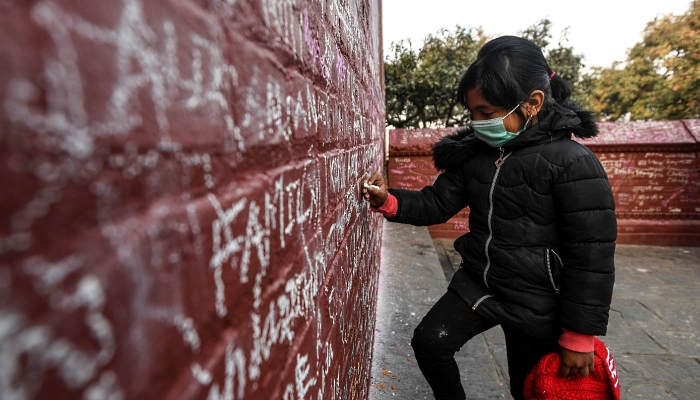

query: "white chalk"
(363, 182), (381, 191)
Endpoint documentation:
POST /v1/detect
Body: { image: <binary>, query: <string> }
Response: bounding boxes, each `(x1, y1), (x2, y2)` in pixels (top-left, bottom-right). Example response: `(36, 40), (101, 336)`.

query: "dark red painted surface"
(389, 127), (461, 156)
(0, 1), (384, 399)
(387, 127), (466, 237)
(388, 154), (469, 238)
(577, 120), (700, 245)
(388, 122), (700, 244)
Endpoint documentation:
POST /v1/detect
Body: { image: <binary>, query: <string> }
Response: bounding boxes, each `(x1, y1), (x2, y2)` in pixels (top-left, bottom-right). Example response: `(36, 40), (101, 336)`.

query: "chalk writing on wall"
(1, 0), (384, 399)
(599, 151), (699, 215)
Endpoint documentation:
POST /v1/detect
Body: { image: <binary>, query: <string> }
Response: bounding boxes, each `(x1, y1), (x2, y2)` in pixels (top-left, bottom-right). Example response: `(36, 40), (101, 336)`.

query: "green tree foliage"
(385, 20), (586, 128)
(587, 1), (700, 120)
(385, 26), (486, 128)
(519, 20), (589, 109)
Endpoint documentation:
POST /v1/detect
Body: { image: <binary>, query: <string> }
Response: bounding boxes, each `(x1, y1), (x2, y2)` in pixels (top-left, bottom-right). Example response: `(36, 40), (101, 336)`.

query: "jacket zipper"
(545, 250), (560, 295)
(483, 147), (511, 288)
(494, 147), (506, 168)
(471, 294), (495, 311)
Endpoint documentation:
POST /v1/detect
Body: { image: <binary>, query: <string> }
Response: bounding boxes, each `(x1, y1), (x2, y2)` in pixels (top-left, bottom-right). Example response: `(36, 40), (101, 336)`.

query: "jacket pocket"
(471, 294), (495, 311)
(545, 249), (563, 295)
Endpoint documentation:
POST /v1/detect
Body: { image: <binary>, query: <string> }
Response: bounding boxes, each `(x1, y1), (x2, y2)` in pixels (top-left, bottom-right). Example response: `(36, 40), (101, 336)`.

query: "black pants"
(411, 289), (558, 400)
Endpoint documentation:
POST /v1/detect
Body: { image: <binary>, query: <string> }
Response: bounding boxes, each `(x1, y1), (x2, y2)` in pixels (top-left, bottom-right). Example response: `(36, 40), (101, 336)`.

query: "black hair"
(457, 35), (579, 122)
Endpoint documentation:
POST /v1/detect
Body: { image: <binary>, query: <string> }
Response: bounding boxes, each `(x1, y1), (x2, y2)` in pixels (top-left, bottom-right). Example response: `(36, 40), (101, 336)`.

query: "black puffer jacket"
(387, 108), (617, 338)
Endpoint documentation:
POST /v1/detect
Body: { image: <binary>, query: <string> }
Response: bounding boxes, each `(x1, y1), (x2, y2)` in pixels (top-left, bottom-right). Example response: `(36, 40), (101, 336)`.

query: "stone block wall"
(0, 1), (384, 399)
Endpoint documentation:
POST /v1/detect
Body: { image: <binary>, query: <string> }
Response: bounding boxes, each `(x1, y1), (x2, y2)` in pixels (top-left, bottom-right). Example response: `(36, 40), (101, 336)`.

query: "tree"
(385, 21), (587, 128)
(587, 1), (700, 120)
(518, 20), (588, 108)
(385, 26), (486, 128)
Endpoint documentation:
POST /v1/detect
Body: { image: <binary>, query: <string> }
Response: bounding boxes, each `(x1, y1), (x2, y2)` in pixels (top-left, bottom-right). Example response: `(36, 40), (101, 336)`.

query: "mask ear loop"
(525, 108), (534, 128)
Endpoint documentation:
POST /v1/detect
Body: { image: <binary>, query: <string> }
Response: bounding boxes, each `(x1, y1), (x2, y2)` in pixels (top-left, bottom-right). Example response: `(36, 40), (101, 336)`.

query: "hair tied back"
(549, 71), (556, 80)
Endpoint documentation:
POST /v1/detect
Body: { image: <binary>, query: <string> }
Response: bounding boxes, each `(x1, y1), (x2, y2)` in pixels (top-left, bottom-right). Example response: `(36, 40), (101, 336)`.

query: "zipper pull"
(495, 147), (505, 168)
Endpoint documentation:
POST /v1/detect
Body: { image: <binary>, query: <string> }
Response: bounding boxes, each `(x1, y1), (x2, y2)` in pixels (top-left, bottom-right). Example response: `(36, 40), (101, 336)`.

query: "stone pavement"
(369, 222), (700, 399)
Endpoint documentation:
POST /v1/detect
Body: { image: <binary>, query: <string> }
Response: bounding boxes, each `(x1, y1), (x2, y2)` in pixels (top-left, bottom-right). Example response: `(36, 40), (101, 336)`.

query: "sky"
(382, 0), (693, 68)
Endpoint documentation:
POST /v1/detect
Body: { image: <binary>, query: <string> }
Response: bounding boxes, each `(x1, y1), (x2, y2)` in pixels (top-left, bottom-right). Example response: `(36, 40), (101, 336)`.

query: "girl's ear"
(526, 90), (545, 115)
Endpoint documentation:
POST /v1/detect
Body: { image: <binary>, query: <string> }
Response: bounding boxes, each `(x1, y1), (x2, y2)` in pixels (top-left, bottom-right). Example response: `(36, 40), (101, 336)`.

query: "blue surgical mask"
(471, 102), (526, 147)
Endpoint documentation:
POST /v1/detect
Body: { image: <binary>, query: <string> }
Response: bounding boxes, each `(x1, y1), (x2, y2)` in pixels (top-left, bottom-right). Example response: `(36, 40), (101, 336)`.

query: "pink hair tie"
(549, 71), (556, 80)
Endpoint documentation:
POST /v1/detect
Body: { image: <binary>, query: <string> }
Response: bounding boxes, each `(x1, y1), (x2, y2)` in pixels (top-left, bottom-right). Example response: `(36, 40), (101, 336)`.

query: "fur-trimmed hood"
(433, 108), (598, 171)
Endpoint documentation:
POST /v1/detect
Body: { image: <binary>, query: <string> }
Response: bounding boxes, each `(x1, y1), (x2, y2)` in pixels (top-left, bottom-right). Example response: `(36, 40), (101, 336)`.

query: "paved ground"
(369, 222), (700, 399)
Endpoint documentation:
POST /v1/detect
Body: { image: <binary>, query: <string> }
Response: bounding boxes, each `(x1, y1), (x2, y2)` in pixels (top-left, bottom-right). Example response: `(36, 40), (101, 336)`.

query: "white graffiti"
(12, 0), (238, 150)
(1, 0), (384, 398)
(191, 363), (213, 386)
(200, 144), (382, 398)
(83, 372), (125, 400)
(262, 0), (303, 61)
(1, 0), (240, 258)
(207, 343), (246, 400)
(0, 257), (119, 399)
(282, 353), (317, 400)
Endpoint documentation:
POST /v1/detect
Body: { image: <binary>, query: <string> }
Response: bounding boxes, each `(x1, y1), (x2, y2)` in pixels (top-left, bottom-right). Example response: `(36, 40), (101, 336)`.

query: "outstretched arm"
(361, 169), (469, 226)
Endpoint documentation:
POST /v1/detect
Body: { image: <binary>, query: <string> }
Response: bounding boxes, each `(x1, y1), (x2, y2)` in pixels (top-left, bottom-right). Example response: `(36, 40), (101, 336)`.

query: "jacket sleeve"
(385, 168), (469, 226)
(553, 152), (617, 336)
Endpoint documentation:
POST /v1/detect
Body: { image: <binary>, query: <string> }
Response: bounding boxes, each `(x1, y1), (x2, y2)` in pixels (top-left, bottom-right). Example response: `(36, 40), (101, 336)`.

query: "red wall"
(387, 128), (468, 238)
(387, 121), (700, 245)
(0, 1), (384, 399)
(583, 120), (700, 245)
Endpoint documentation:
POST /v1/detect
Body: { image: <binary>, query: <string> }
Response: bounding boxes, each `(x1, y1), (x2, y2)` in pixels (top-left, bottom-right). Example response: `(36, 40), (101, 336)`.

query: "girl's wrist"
(371, 193), (397, 217)
(559, 328), (594, 353)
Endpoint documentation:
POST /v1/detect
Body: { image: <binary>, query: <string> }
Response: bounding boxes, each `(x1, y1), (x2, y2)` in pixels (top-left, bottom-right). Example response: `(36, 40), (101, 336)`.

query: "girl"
(363, 36), (616, 400)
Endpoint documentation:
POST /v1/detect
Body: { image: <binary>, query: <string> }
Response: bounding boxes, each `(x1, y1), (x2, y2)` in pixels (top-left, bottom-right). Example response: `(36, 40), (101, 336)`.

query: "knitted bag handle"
(523, 338), (621, 400)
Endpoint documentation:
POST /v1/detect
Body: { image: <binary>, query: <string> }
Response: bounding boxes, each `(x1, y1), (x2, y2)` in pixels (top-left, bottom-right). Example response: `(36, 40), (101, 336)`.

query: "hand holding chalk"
(361, 172), (388, 208)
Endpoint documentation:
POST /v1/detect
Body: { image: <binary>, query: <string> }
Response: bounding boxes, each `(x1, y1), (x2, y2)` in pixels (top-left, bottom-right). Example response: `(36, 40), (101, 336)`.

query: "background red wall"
(584, 120), (700, 245)
(387, 128), (467, 238)
(0, 1), (384, 399)
(388, 121), (700, 245)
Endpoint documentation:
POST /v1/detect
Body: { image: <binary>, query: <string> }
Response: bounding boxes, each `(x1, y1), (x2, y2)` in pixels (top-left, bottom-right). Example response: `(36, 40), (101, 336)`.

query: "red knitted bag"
(523, 338), (621, 400)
